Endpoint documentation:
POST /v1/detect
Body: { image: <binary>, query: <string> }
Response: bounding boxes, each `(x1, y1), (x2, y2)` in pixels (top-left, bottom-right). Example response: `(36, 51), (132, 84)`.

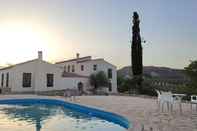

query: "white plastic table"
(172, 94), (186, 113)
(191, 95), (197, 112)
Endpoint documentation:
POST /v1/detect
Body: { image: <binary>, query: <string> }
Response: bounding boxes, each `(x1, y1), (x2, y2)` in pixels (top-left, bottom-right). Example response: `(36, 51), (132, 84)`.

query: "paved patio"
(75, 96), (197, 131)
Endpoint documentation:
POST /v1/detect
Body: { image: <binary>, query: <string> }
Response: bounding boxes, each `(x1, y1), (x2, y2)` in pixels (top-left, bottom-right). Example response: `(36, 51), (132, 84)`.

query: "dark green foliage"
(174, 86), (197, 100)
(179, 60), (197, 100)
(117, 75), (125, 92)
(152, 60), (197, 100)
(140, 81), (157, 96)
(131, 12), (143, 90)
(89, 71), (109, 92)
(117, 76), (132, 93)
(131, 12), (143, 77)
(184, 60), (197, 87)
(96, 71), (109, 87)
(117, 75), (157, 96)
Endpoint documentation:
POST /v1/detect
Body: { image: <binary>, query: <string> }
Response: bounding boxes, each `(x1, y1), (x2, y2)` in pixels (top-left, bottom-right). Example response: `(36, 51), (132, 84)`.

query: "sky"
(0, 0), (196, 69)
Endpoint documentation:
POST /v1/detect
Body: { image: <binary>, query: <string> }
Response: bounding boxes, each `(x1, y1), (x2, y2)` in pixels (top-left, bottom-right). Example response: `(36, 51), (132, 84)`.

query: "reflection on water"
(0, 104), (126, 131)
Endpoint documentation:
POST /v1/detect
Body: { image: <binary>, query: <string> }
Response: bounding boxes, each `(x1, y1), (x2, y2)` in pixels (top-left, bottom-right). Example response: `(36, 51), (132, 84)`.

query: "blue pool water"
(0, 99), (129, 131)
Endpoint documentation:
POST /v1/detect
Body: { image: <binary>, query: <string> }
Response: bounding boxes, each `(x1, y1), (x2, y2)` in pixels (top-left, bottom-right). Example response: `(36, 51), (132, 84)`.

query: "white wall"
(56, 59), (117, 93)
(0, 68), (13, 89)
(3, 59), (89, 93)
(60, 77), (89, 91)
(11, 60), (38, 92)
(0, 58), (113, 93)
(28, 60), (89, 92)
(34, 60), (62, 92)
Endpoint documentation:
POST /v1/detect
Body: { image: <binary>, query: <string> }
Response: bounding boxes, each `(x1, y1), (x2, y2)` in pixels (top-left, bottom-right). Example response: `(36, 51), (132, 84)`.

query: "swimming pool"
(0, 98), (130, 131)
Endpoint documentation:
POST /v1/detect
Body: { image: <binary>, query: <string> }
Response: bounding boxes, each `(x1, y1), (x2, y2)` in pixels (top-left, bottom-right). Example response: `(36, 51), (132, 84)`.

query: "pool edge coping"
(0, 97), (131, 129)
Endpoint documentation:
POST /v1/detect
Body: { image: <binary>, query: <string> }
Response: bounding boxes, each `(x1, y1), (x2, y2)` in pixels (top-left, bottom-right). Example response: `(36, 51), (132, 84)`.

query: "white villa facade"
(0, 52), (117, 94)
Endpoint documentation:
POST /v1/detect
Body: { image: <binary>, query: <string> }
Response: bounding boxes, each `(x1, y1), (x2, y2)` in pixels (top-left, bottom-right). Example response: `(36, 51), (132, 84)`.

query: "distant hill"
(118, 66), (189, 80)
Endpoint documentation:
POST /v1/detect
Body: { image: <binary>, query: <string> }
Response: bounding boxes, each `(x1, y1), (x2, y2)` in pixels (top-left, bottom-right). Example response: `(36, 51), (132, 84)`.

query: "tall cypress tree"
(131, 12), (143, 89)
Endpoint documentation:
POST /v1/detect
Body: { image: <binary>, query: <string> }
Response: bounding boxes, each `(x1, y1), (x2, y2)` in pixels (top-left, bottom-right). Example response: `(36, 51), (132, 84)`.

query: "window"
(72, 65), (75, 72)
(67, 65), (70, 72)
(23, 73), (31, 87)
(192, 96), (197, 100)
(47, 74), (54, 87)
(81, 65), (84, 71)
(108, 82), (112, 92)
(64, 65), (67, 72)
(108, 68), (112, 79)
(6, 73), (9, 87)
(93, 64), (97, 71)
(1, 73), (4, 87)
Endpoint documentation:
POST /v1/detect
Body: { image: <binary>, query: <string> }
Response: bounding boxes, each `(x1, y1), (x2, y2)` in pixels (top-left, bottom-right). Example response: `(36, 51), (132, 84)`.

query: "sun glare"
(0, 22), (57, 65)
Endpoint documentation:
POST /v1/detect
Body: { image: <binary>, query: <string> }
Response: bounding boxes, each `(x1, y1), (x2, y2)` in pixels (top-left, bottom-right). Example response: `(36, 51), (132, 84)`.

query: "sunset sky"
(0, 0), (196, 69)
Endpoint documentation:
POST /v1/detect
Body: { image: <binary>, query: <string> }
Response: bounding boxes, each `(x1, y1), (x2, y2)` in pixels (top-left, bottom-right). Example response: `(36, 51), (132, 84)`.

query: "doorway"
(77, 82), (84, 95)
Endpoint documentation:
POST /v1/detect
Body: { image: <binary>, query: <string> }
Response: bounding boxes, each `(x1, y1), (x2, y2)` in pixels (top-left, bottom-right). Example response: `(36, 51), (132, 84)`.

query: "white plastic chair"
(156, 90), (184, 112)
(191, 95), (197, 103)
(173, 94), (186, 113)
(191, 95), (197, 111)
(160, 91), (174, 112)
(155, 90), (173, 112)
(155, 90), (162, 110)
(161, 92), (185, 113)
(156, 90), (161, 101)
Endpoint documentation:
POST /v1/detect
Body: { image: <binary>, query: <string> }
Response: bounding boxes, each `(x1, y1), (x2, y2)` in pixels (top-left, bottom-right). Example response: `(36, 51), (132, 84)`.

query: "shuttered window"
(47, 74), (54, 87)
(67, 65), (70, 72)
(1, 74), (4, 87)
(6, 73), (9, 87)
(72, 65), (75, 72)
(109, 82), (112, 92)
(81, 65), (84, 71)
(23, 73), (31, 87)
(93, 64), (97, 71)
(108, 68), (112, 79)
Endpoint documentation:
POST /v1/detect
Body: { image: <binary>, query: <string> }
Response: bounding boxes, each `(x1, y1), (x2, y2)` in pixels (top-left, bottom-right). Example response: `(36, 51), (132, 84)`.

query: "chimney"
(38, 51), (43, 60)
(76, 53), (80, 59)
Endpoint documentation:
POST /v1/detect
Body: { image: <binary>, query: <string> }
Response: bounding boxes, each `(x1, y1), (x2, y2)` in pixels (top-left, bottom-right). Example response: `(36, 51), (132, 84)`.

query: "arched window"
(67, 65), (70, 72)
(72, 65), (75, 72)
(81, 65), (84, 71)
(77, 82), (84, 95)
(108, 82), (112, 92)
(108, 68), (112, 79)
(1, 73), (4, 87)
(64, 65), (67, 72)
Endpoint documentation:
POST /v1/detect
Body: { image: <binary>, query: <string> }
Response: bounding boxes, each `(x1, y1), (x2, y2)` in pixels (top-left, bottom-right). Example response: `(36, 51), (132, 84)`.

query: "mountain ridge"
(118, 66), (188, 80)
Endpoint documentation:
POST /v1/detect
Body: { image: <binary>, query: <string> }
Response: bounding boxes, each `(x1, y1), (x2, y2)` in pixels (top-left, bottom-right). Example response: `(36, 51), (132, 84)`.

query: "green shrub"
(89, 71), (109, 93)
(117, 78), (132, 93)
(117, 76), (157, 96)
(139, 81), (157, 96)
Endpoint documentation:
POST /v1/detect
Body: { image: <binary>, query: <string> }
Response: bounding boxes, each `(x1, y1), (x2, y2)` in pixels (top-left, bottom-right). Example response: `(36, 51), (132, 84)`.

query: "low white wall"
(59, 77), (89, 91)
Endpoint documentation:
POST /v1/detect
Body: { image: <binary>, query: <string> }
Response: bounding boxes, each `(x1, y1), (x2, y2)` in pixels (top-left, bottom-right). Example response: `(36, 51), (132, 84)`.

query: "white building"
(0, 52), (117, 94)
(55, 53), (117, 93)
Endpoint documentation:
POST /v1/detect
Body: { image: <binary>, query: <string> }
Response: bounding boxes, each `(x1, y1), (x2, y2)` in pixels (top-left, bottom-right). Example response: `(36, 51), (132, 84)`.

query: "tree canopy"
(89, 71), (109, 90)
(131, 12), (143, 77)
(184, 60), (197, 86)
